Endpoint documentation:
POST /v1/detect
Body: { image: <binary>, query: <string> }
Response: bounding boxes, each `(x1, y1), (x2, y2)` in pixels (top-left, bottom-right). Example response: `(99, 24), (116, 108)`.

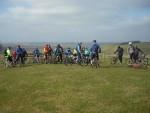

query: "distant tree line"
(120, 41), (141, 45)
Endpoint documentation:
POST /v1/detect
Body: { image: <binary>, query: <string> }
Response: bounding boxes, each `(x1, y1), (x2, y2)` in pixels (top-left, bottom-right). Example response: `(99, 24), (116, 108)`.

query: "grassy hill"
(102, 42), (150, 56)
(0, 64), (150, 113)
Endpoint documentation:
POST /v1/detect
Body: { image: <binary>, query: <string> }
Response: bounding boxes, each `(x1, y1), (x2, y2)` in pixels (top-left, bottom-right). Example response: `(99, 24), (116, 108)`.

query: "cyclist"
(114, 46), (124, 64)
(64, 48), (73, 65)
(15, 45), (24, 64)
(33, 48), (40, 63)
(127, 42), (135, 63)
(90, 40), (101, 60)
(43, 44), (50, 64)
(76, 42), (82, 65)
(4, 47), (13, 67)
(54, 44), (63, 63)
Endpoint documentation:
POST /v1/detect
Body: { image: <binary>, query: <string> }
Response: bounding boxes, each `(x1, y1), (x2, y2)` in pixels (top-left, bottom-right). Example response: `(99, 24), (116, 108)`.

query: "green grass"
(0, 63), (150, 113)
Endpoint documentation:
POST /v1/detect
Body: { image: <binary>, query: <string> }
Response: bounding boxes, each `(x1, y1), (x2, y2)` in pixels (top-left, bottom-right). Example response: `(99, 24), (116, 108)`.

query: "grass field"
(0, 63), (150, 113)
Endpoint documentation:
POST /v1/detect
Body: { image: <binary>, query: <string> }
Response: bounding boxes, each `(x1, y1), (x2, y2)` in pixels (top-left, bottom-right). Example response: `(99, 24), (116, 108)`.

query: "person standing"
(15, 45), (24, 64)
(114, 46), (124, 64)
(133, 45), (143, 63)
(22, 48), (28, 63)
(48, 44), (53, 63)
(4, 47), (13, 67)
(33, 48), (40, 63)
(43, 44), (50, 64)
(76, 42), (82, 65)
(90, 40), (101, 60)
(127, 42), (135, 63)
(54, 44), (64, 63)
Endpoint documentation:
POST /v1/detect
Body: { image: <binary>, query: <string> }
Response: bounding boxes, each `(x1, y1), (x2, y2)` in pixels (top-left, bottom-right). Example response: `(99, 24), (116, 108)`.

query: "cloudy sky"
(0, 0), (150, 42)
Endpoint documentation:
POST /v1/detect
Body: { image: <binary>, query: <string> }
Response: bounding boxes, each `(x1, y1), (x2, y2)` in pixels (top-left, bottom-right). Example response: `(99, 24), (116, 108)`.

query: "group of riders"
(113, 42), (145, 64)
(3, 40), (101, 67)
(3, 45), (28, 67)
(2, 40), (146, 68)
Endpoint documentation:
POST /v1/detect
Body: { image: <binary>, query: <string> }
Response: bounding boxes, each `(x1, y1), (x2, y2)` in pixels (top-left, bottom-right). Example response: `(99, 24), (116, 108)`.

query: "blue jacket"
(16, 47), (23, 55)
(90, 42), (100, 53)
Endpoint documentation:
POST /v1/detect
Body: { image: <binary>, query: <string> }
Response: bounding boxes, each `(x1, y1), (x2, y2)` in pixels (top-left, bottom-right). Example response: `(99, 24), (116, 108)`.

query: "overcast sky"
(0, 0), (150, 43)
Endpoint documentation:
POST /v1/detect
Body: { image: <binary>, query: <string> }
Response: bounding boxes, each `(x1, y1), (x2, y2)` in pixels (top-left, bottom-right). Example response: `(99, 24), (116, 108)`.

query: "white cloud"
(0, 0), (150, 42)
(6, 0), (81, 21)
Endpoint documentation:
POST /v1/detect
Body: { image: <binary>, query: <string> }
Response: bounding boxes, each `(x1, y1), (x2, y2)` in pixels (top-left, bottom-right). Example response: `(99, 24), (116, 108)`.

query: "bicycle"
(127, 54), (149, 68)
(139, 54), (149, 68)
(110, 55), (118, 64)
(4, 56), (14, 68)
(64, 55), (74, 65)
(82, 55), (90, 66)
(90, 54), (100, 68)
